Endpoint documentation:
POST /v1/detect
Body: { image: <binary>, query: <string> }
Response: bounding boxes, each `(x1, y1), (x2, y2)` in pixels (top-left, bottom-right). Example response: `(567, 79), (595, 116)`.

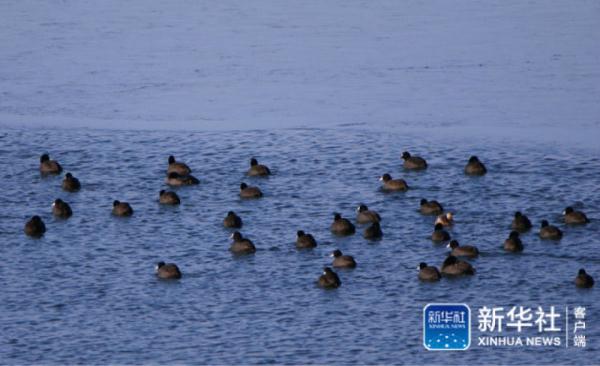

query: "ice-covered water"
(1, 0), (599, 364)
(1, 1), (599, 142)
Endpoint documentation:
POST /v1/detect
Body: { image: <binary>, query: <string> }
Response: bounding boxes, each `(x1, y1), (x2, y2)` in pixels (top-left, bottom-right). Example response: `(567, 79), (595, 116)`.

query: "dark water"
(0, 126), (598, 364)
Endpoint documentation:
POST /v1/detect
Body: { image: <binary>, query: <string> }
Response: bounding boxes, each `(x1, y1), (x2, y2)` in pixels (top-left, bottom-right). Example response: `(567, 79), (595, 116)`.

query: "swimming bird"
(62, 173), (81, 192)
(223, 211), (243, 228)
(420, 199), (443, 215)
(24, 215), (46, 237)
(167, 155), (191, 175)
(418, 263), (441, 281)
(401, 151), (427, 170)
(52, 199), (72, 218)
(447, 240), (479, 258)
(165, 172), (199, 186)
(539, 220), (562, 240)
(246, 158), (271, 176)
(159, 190), (180, 205)
(239, 182), (262, 198)
(39, 154), (62, 175)
(229, 231), (256, 254)
(504, 231), (523, 252)
(364, 222), (383, 239)
(330, 249), (357, 268)
(441, 255), (475, 276)
(464, 156), (487, 176)
(574, 269), (594, 288)
(435, 212), (454, 227)
(563, 207), (589, 225)
(356, 204), (381, 224)
(112, 200), (133, 216)
(296, 230), (317, 249)
(330, 213), (355, 236)
(431, 223), (451, 243)
(511, 211), (532, 232)
(318, 267), (341, 288)
(379, 173), (409, 191)
(156, 261), (182, 279)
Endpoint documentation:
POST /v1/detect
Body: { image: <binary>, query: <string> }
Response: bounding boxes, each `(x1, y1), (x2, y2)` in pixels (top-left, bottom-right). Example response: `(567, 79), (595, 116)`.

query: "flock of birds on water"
(24, 151), (595, 289)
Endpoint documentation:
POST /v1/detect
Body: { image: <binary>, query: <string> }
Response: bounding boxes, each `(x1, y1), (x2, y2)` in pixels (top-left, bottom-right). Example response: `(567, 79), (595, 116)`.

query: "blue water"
(0, 126), (597, 364)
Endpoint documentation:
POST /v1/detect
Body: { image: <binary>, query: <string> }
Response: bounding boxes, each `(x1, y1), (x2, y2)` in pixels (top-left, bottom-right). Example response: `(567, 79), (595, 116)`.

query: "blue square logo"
(423, 303), (471, 351)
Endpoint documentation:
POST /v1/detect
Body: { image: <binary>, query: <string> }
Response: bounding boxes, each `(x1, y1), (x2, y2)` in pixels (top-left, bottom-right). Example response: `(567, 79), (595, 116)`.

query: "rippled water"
(0, 126), (598, 364)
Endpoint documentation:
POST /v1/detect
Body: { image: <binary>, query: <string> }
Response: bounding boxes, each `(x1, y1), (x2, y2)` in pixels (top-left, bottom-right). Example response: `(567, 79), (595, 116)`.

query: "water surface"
(0, 127), (598, 364)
